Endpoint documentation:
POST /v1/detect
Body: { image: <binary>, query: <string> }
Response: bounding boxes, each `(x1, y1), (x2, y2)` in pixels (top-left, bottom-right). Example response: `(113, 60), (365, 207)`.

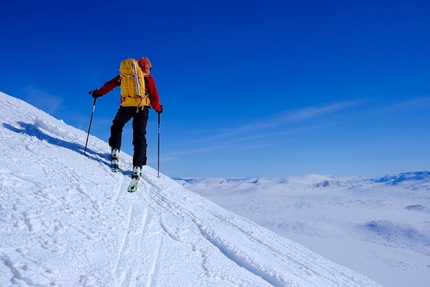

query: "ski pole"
(157, 112), (161, 178)
(84, 96), (97, 156)
(132, 61), (143, 113)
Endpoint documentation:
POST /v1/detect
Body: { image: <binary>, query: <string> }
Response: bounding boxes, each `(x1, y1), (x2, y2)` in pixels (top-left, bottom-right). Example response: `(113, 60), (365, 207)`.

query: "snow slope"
(177, 174), (430, 287)
(0, 90), (382, 286)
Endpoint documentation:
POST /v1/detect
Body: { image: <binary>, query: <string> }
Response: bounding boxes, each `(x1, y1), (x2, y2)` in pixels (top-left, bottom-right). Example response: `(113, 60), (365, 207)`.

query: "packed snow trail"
(0, 91), (382, 286)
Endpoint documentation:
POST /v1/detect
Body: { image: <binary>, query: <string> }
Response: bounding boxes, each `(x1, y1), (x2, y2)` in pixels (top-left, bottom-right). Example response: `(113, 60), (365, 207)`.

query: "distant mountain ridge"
(375, 171), (430, 184)
(175, 171), (430, 191)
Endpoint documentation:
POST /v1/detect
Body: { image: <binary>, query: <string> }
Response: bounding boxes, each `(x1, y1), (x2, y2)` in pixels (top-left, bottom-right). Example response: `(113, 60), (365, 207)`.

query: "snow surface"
(0, 91), (382, 286)
(177, 174), (430, 287)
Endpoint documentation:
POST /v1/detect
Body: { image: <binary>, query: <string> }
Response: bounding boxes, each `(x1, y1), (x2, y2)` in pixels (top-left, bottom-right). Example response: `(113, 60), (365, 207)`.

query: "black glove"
(157, 105), (163, 114)
(89, 90), (102, 99)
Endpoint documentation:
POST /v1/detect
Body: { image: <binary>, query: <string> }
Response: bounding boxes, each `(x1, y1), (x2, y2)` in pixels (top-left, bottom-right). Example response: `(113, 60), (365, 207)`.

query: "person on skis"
(90, 56), (163, 180)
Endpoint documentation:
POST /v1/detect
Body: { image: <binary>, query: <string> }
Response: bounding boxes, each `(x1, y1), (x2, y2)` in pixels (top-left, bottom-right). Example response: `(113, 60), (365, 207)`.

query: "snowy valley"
(177, 173), (430, 287)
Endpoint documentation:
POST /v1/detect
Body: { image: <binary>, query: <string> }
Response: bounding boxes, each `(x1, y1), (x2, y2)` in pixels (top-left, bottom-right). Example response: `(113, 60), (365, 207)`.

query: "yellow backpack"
(119, 58), (150, 108)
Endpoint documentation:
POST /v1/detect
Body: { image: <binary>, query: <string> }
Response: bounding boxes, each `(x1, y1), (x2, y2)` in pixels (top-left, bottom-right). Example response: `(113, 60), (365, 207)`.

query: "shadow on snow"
(3, 121), (110, 168)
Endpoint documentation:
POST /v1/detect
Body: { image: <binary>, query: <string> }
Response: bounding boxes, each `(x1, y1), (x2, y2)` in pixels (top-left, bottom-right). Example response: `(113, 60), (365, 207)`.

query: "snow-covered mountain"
(0, 91), (383, 286)
(177, 173), (430, 287)
(375, 171), (430, 185)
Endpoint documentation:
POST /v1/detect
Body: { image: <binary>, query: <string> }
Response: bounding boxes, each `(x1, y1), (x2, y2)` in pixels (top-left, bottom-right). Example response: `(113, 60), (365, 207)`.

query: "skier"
(91, 56), (163, 183)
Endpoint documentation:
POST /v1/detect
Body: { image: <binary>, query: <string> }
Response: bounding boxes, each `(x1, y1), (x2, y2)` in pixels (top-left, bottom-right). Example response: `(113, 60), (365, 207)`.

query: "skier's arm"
(145, 75), (162, 112)
(96, 75), (121, 96)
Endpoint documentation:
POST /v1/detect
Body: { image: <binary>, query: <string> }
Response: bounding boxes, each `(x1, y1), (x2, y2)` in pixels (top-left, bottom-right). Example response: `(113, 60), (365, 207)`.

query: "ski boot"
(110, 148), (120, 172)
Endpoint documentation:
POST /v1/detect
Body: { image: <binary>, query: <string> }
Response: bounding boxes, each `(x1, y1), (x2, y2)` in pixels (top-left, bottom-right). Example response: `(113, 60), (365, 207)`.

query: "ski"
(127, 166), (142, 192)
(111, 165), (121, 172)
(127, 178), (139, 192)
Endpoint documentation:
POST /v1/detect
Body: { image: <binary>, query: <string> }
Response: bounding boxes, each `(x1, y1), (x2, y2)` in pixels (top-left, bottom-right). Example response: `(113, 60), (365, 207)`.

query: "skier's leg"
(132, 107), (149, 168)
(109, 107), (134, 150)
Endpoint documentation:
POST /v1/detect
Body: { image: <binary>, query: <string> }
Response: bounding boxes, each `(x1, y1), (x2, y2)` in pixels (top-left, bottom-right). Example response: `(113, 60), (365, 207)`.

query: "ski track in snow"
(0, 91), (383, 286)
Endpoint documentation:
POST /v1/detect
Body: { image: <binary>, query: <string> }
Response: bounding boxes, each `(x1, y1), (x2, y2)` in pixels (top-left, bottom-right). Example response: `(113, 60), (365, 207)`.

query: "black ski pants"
(108, 106), (149, 168)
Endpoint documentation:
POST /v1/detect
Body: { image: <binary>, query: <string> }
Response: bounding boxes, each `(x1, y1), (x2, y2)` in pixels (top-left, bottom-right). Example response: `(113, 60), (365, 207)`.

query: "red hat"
(138, 57), (152, 73)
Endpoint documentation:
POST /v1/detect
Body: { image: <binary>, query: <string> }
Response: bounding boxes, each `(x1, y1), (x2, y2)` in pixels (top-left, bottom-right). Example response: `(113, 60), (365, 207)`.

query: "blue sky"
(1, 0), (430, 178)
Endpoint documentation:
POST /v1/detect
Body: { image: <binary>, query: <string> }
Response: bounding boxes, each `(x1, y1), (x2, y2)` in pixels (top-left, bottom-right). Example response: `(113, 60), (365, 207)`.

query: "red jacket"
(97, 73), (162, 112)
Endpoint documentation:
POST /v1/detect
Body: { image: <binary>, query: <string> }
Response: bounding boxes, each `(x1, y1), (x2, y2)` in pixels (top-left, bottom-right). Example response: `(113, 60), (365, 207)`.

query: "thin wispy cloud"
(167, 102), (358, 160)
(226, 123), (330, 144)
(278, 101), (361, 122)
(236, 101), (361, 131)
(165, 146), (215, 157)
(163, 139), (274, 160)
(165, 96), (430, 161)
(188, 101), (360, 144)
(24, 86), (64, 115)
(371, 96), (430, 114)
(334, 96), (430, 121)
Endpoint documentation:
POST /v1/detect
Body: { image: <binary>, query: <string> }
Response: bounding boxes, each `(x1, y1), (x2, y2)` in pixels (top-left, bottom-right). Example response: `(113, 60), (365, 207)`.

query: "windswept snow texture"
(0, 91), (382, 286)
(178, 174), (430, 287)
